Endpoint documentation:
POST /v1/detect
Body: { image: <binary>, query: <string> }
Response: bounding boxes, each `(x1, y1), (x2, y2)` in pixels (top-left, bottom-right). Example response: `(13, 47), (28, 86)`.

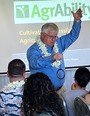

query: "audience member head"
(74, 67), (90, 88)
(7, 59), (26, 82)
(22, 72), (65, 116)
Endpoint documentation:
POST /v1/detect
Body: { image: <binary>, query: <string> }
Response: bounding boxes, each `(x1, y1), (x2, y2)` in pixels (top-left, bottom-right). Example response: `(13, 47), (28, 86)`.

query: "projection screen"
(0, 0), (90, 73)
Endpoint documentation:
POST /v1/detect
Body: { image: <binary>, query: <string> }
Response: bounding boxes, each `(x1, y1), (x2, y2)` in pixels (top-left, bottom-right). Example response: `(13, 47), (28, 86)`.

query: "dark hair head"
(74, 67), (90, 87)
(22, 72), (65, 116)
(8, 59), (26, 77)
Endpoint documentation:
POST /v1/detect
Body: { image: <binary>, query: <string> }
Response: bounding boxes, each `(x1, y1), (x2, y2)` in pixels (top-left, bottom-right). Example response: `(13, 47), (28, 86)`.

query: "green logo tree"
(16, 5), (29, 18)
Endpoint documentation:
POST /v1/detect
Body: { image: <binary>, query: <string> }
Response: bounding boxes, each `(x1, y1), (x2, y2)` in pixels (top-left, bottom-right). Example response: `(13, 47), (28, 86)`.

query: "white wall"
(0, 68), (90, 91)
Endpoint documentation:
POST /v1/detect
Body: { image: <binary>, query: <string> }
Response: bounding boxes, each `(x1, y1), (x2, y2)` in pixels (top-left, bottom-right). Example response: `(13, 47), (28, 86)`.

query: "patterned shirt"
(0, 81), (24, 116)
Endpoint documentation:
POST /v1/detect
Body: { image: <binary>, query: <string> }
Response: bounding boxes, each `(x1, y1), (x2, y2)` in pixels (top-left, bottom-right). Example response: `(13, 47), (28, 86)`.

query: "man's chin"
(49, 44), (54, 47)
(51, 43), (55, 46)
(46, 43), (54, 47)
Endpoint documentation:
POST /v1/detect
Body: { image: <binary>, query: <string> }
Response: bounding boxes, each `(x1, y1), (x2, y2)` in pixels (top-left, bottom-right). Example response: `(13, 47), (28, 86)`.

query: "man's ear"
(23, 72), (26, 79)
(7, 71), (9, 77)
(71, 83), (76, 90)
(74, 79), (77, 84)
(7, 71), (10, 79)
(41, 32), (45, 39)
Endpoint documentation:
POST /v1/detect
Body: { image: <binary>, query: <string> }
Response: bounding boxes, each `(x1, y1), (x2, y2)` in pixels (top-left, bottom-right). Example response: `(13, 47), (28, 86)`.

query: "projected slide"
(0, 0), (90, 73)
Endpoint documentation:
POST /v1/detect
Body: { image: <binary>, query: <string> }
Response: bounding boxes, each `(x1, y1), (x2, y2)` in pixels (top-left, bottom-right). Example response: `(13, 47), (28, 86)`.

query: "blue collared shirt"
(27, 21), (81, 88)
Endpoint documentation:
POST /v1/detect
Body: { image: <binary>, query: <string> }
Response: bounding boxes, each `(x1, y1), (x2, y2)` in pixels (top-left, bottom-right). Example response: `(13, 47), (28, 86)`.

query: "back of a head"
(8, 59), (26, 77)
(23, 72), (55, 100)
(22, 72), (54, 115)
(41, 23), (59, 35)
(23, 72), (65, 116)
(74, 67), (90, 87)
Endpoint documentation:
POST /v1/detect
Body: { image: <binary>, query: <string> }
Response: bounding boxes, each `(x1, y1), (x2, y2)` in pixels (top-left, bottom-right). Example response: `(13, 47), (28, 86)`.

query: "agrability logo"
(16, 5), (29, 18)
(14, 0), (90, 24)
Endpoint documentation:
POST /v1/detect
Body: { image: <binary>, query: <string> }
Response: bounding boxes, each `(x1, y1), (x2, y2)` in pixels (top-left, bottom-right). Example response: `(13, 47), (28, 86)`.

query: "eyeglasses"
(43, 32), (58, 39)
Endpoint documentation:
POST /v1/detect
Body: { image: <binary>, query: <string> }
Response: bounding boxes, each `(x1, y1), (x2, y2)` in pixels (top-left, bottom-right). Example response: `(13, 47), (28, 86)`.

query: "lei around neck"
(36, 37), (61, 68)
(2, 80), (25, 91)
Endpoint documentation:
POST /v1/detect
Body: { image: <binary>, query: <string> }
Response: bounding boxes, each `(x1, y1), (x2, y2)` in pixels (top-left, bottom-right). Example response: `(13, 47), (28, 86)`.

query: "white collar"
(36, 37), (61, 67)
(2, 80), (25, 91)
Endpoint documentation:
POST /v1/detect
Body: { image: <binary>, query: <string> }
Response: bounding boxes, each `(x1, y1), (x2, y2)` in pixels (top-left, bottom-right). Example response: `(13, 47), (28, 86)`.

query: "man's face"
(41, 31), (57, 47)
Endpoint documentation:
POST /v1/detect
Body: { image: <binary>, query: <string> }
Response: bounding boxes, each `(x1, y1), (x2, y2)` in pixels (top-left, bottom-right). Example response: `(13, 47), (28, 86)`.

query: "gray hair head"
(41, 23), (59, 34)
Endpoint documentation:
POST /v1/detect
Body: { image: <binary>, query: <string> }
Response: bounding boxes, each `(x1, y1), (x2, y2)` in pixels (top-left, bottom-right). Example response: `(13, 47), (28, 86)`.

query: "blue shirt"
(27, 21), (81, 89)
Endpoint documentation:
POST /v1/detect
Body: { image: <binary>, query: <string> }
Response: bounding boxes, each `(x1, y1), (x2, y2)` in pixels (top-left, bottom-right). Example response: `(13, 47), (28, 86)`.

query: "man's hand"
(52, 52), (63, 61)
(71, 8), (82, 21)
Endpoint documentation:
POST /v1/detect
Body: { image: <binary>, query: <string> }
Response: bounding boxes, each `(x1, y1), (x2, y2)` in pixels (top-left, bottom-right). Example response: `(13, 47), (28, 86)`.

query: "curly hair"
(22, 72), (65, 116)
